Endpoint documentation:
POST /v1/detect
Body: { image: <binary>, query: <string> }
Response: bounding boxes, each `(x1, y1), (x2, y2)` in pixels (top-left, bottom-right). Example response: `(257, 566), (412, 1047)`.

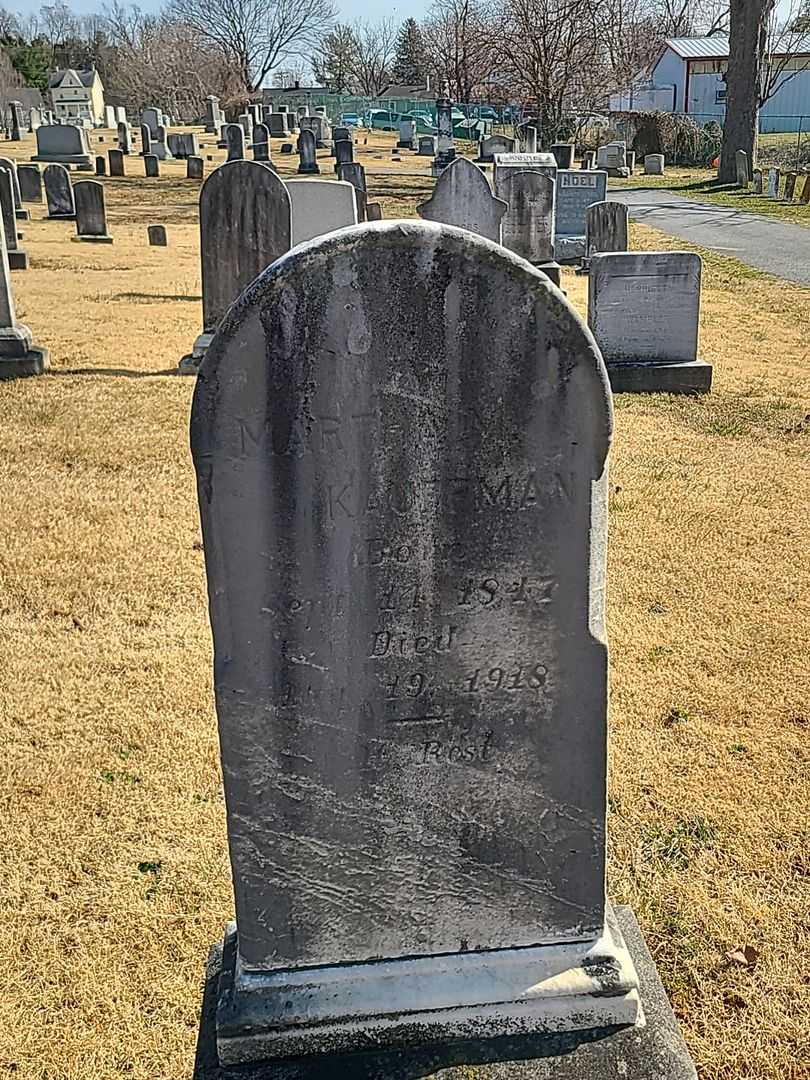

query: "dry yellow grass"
(0, 128), (808, 1080)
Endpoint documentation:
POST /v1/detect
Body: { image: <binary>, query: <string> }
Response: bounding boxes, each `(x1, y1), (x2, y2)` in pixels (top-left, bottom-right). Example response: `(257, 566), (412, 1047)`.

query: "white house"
(610, 34), (810, 133)
(48, 68), (106, 127)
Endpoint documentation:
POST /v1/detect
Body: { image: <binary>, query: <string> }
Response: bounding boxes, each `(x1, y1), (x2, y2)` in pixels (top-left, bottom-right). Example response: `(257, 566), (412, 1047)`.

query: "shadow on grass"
(52, 367), (184, 378)
(108, 291), (201, 303)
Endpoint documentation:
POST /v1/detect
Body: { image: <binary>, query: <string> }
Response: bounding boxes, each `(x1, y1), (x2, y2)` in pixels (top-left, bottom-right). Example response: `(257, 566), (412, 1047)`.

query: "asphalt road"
(608, 187), (810, 287)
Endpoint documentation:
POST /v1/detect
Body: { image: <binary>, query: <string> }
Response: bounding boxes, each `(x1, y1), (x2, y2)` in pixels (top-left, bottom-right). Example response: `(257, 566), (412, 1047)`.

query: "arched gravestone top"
(199, 160), (291, 334)
(416, 156), (507, 243)
(192, 221), (612, 974)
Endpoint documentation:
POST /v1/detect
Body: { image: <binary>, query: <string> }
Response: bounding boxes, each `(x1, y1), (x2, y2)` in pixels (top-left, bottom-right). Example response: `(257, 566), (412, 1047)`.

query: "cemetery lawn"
(611, 167), (810, 227)
(0, 130), (809, 1080)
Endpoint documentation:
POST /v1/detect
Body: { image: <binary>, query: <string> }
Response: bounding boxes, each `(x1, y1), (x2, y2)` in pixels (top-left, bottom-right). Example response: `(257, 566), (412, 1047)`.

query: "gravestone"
(29, 107), (42, 131)
(753, 169), (763, 194)
(397, 119), (416, 149)
(0, 203), (48, 377)
(767, 168), (780, 197)
(589, 251), (711, 393)
(783, 172), (797, 201)
(416, 157), (506, 243)
(518, 124), (538, 153)
(644, 154), (664, 175)
(550, 143), (574, 168)
(18, 165), (42, 204)
(802, 174), (810, 204)
(8, 101), (22, 140)
(187, 156), (204, 180)
(476, 133), (516, 162)
(735, 149), (749, 188)
(226, 124), (245, 162)
(168, 132), (199, 158)
(418, 135), (437, 156)
(73, 179), (113, 243)
(585, 201), (629, 258)
(334, 137), (353, 173)
(268, 113), (291, 138)
(238, 113), (253, 139)
(108, 148), (125, 176)
(627, 151), (636, 175)
(250, 104), (262, 127)
(252, 124), (270, 162)
(433, 96), (456, 172)
(0, 158), (29, 220)
(140, 124), (152, 156)
(205, 95), (223, 133)
(366, 201), (383, 220)
(44, 163), (75, 219)
(499, 171), (558, 282)
(596, 142), (628, 178)
(493, 153), (557, 202)
(153, 125), (173, 161)
(96, 155), (106, 176)
(148, 224), (167, 246)
(297, 128), (319, 174)
(0, 172), (27, 269)
(581, 150), (597, 170)
(118, 121), (132, 154)
(141, 107), (161, 138)
(116, 106), (126, 125)
(286, 178), (358, 245)
(145, 154), (160, 177)
(190, 219), (696, 1079)
(104, 104), (115, 127)
(32, 124), (93, 167)
(554, 170), (607, 261)
(179, 160), (291, 374)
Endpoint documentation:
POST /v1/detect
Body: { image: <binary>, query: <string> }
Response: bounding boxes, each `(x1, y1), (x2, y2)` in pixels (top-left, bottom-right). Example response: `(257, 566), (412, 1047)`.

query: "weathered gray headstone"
(433, 97), (456, 171)
(73, 179), (113, 243)
(493, 153), (557, 200)
(334, 137), (353, 173)
(115, 106), (126, 125)
(205, 95), (222, 134)
(108, 148), (125, 176)
(286, 178), (357, 245)
(783, 171), (797, 201)
(499, 170), (556, 271)
(596, 142), (628, 177)
(585, 201), (629, 258)
(735, 149), (749, 188)
(187, 156), (204, 180)
(179, 160), (291, 374)
(238, 113), (253, 139)
(0, 172), (27, 269)
(18, 165), (42, 204)
(252, 124), (270, 162)
(104, 104), (115, 127)
(417, 157), (506, 243)
(767, 167), (780, 198)
(153, 124), (173, 161)
(268, 112), (290, 138)
(554, 170), (608, 261)
(140, 124), (152, 156)
(145, 154), (160, 177)
(148, 224), (167, 246)
(366, 201), (383, 220)
(32, 124), (93, 168)
(550, 143), (574, 168)
(297, 128), (319, 174)
(0, 202), (48, 377)
(518, 124), (537, 153)
(802, 174), (810, 204)
(95, 155), (106, 176)
(397, 119), (416, 149)
(226, 124), (245, 162)
(644, 154), (664, 175)
(8, 101), (22, 141)
(588, 251), (711, 393)
(418, 135), (437, 156)
(581, 150), (597, 170)
(141, 107), (161, 139)
(44, 163), (75, 219)
(0, 158), (29, 220)
(118, 121), (132, 154)
(476, 133), (516, 162)
(753, 169), (763, 194)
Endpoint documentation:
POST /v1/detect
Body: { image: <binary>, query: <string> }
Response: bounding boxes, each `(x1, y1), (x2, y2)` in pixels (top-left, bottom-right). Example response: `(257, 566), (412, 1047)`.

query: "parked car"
(366, 109), (401, 131)
(339, 112), (364, 127)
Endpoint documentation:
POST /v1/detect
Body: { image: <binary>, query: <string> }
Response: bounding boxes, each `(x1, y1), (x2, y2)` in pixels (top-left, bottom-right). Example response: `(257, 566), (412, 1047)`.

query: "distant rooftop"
(48, 68), (98, 90)
(665, 34), (810, 59)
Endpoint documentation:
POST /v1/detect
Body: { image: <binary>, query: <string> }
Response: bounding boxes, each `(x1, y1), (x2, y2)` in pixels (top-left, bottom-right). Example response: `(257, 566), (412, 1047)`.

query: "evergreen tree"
(391, 18), (424, 85)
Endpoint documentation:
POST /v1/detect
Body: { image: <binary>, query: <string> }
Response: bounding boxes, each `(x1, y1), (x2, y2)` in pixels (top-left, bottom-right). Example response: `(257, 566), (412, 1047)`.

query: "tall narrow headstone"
(582, 150), (597, 170)
(783, 172), (797, 201)
(767, 168), (780, 198)
(519, 124), (538, 153)
(0, 158), (29, 220)
(179, 160), (291, 374)
(801, 175), (810, 204)
(140, 125), (152, 157)
(96, 155), (106, 176)
(753, 169), (763, 194)
(433, 96), (456, 171)
(499, 170), (557, 277)
(0, 203), (48, 377)
(205, 95), (222, 134)
(44, 163), (75, 219)
(735, 149), (749, 188)
(589, 251), (711, 393)
(104, 104), (116, 128)
(145, 154), (160, 177)
(238, 113), (253, 139)
(73, 179), (113, 243)
(141, 107), (161, 139)
(187, 156), (204, 180)
(8, 101), (22, 141)
(118, 121), (132, 154)
(115, 106), (126, 125)
(188, 220), (698, 1073)
(297, 128), (319, 174)
(336, 162), (367, 222)
(18, 165), (42, 204)
(397, 119), (416, 149)
(0, 172), (27, 268)
(416, 157), (506, 243)
(226, 124), (245, 162)
(586, 201), (629, 257)
(252, 124), (270, 162)
(334, 138), (353, 173)
(108, 149), (125, 176)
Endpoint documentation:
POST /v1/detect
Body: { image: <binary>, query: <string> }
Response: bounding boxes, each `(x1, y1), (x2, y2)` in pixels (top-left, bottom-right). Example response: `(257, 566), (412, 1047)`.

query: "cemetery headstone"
(115, 106), (126, 125)
(108, 149), (125, 176)
(104, 104), (116, 128)
(44, 163), (75, 219)
(493, 153), (557, 201)
(518, 124), (538, 153)
(252, 124), (270, 162)
(238, 113), (253, 138)
(96, 155), (106, 176)
(767, 168), (780, 198)
(735, 149), (749, 188)
(334, 137), (353, 173)
(140, 124), (152, 156)
(187, 156), (204, 180)
(753, 169), (763, 194)
(17, 165), (42, 204)
(0, 203), (48, 377)
(554, 169), (607, 261)
(286, 178), (358, 245)
(596, 141), (628, 177)
(32, 124), (93, 168)
(366, 201), (383, 220)
(73, 179), (113, 243)
(550, 143), (574, 168)
(189, 219), (696, 1076)
(0, 172), (27, 269)
(141, 107), (161, 139)
(589, 251), (711, 393)
(226, 124), (245, 162)
(802, 174), (810, 204)
(0, 158), (28, 220)
(581, 150), (597, 170)
(205, 96), (223, 134)
(418, 135), (437, 156)
(153, 125), (173, 161)
(499, 170), (558, 282)
(585, 201), (629, 259)
(627, 150), (636, 175)
(397, 119), (416, 150)
(148, 224), (167, 246)
(29, 107), (42, 131)
(179, 160), (291, 374)
(268, 112), (290, 138)
(8, 101), (22, 141)
(433, 96), (456, 172)
(783, 171), (797, 201)
(644, 154), (664, 175)
(297, 128), (320, 174)
(145, 154), (160, 177)
(416, 157), (506, 243)
(118, 121), (132, 154)
(476, 133), (516, 162)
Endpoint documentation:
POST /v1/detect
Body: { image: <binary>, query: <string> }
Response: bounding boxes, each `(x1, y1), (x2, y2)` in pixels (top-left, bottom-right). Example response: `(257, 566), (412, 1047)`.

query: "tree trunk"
(719, 0), (770, 182)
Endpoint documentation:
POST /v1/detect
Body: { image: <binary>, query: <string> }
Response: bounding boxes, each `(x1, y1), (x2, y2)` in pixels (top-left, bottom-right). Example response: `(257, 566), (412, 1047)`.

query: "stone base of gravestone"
(0, 326), (49, 379)
(193, 907), (696, 1080)
(606, 359), (712, 395)
(554, 236), (585, 262)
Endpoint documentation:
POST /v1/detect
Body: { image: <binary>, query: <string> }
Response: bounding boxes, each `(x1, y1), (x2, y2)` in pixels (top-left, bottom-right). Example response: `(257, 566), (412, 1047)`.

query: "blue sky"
(10, 0), (433, 20)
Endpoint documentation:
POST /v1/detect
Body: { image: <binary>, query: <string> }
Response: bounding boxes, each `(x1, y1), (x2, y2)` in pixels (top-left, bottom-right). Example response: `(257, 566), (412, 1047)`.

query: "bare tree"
(759, 0), (810, 105)
(39, 2), (78, 59)
(168, 0), (336, 92)
(349, 19), (396, 96)
(421, 0), (496, 102)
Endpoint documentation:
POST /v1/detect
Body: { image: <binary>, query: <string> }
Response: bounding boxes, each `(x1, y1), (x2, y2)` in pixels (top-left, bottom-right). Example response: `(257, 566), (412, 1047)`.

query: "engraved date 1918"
(385, 663), (547, 699)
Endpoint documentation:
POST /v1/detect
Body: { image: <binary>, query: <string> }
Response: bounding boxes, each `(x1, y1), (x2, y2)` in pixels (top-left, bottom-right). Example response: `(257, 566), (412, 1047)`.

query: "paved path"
(608, 187), (810, 287)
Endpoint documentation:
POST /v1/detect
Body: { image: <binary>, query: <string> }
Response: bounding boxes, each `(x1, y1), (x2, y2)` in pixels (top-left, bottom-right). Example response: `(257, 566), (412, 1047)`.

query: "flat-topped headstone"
(238, 113), (253, 138)
(476, 133), (516, 162)
(187, 156), (204, 180)
(0, 158), (29, 220)
(145, 154), (160, 177)
(735, 149), (749, 188)
(286, 177), (358, 245)
(18, 165), (42, 203)
(581, 150), (597, 170)
(32, 124), (93, 167)
(0, 203), (48, 377)
(518, 124), (537, 153)
(644, 154), (664, 175)
(73, 179), (113, 243)
(252, 124), (270, 162)
(205, 96), (222, 133)
(297, 128), (319, 174)
(191, 219), (644, 1067)
(44, 163), (75, 219)
(554, 170), (607, 261)
(104, 104), (115, 127)
(334, 137), (353, 173)
(179, 159), (291, 374)
(115, 106), (126, 124)
(0, 172), (27, 269)
(397, 119), (416, 149)
(417, 157), (506, 243)
(499, 170), (556, 269)
(433, 96), (456, 170)
(588, 251), (711, 393)
(268, 112), (291, 138)
(550, 143), (574, 169)
(117, 121), (132, 154)
(226, 124), (245, 162)
(585, 201), (629, 258)
(148, 224), (167, 246)
(108, 148), (125, 176)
